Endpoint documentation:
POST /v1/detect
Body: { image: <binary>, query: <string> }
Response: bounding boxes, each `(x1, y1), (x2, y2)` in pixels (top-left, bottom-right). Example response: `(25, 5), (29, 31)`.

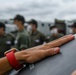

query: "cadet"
(28, 19), (46, 47)
(49, 25), (64, 42)
(13, 14), (31, 50)
(0, 22), (14, 58)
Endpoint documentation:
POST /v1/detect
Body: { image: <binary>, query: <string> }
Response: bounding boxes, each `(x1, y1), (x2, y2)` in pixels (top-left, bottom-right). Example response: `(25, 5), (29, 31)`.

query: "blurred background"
(0, 0), (76, 74)
(0, 0), (76, 56)
(0, 0), (76, 35)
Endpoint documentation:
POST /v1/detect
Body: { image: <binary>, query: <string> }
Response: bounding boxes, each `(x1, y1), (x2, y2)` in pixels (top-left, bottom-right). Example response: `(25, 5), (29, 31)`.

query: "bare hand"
(15, 35), (74, 63)
(17, 47), (60, 63)
(26, 34), (74, 51)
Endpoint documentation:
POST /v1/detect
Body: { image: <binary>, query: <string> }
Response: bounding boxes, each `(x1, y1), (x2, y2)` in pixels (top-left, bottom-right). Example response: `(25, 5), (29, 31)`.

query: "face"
(29, 23), (36, 31)
(14, 20), (19, 26)
(14, 20), (22, 30)
(50, 28), (58, 35)
(0, 27), (4, 35)
(27, 25), (32, 32)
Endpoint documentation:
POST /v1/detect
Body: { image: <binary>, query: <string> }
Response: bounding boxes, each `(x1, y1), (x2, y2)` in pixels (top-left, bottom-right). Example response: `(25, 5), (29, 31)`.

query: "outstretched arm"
(0, 48), (60, 75)
(0, 35), (74, 75)
(0, 57), (12, 75)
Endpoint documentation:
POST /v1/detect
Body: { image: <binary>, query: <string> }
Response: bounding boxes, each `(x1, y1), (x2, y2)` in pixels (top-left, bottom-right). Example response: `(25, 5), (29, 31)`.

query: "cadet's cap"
(14, 14), (25, 23)
(28, 19), (37, 25)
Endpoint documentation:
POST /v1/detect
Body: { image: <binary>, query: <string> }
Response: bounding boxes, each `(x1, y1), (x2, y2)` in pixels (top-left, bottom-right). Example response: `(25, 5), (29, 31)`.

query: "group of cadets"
(0, 14), (65, 58)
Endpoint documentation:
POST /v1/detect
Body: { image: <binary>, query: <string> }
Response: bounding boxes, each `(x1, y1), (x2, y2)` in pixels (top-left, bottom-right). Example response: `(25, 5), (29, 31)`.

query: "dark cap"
(28, 19), (38, 28)
(50, 25), (57, 30)
(14, 14), (25, 23)
(68, 22), (76, 28)
(28, 19), (37, 25)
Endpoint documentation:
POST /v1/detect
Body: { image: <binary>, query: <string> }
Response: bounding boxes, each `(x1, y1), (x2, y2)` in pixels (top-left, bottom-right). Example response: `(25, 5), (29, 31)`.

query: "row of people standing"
(27, 19), (64, 46)
(13, 14), (64, 49)
(0, 14), (63, 58)
(0, 15), (31, 58)
(13, 15), (47, 49)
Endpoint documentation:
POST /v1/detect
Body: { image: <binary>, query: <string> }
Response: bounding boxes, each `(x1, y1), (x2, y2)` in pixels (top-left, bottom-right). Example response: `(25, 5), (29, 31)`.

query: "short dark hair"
(14, 14), (25, 24)
(0, 22), (6, 31)
(28, 19), (38, 28)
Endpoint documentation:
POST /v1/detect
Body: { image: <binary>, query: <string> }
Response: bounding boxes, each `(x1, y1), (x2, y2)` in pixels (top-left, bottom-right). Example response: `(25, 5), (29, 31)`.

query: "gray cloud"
(0, 0), (76, 22)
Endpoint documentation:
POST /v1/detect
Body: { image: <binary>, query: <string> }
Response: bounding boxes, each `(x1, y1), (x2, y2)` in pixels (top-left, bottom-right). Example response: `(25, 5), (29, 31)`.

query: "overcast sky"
(0, 0), (76, 22)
